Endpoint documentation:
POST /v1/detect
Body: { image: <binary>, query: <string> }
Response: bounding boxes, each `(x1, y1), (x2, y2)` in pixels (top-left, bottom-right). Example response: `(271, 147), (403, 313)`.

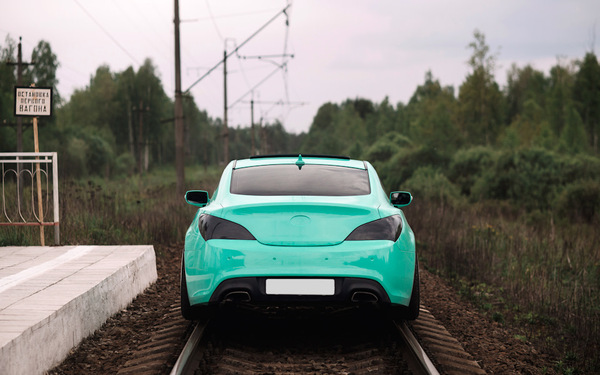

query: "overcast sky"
(1, 0), (599, 134)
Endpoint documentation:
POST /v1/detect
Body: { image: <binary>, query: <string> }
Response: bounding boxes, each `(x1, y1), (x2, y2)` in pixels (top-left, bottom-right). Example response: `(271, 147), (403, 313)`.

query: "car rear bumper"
(209, 276), (391, 304)
(183, 233), (416, 307)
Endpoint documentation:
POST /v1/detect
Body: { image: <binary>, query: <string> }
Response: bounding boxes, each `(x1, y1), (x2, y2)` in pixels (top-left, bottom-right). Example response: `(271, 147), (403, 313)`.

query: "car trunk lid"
(220, 197), (380, 246)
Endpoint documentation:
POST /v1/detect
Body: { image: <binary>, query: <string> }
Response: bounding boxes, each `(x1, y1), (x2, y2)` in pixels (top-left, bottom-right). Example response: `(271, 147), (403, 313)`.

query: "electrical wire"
(73, 0), (140, 66)
(205, 0), (224, 42)
(109, 0), (171, 69)
(229, 65), (281, 109)
(184, 3), (291, 94)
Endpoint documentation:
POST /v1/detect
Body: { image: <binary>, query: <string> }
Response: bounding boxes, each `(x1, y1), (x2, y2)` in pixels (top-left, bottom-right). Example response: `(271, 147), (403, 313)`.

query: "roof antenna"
(295, 154), (305, 170)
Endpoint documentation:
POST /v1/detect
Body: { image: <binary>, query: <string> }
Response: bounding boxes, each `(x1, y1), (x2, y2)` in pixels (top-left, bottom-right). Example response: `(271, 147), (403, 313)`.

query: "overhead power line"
(205, 0), (224, 42)
(228, 66), (282, 109)
(184, 3), (291, 94)
(73, 0), (140, 66)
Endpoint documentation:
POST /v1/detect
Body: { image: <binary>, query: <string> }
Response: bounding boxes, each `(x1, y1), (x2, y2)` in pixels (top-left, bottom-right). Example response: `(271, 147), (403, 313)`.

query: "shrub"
(114, 153), (136, 177)
(555, 180), (600, 223)
(382, 145), (450, 192)
(62, 137), (88, 178)
(363, 138), (401, 163)
(403, 166), (462, 207)
(472, 148), (563, 210)
(472, 148), (600, 211)
(448, 146), (498, 196)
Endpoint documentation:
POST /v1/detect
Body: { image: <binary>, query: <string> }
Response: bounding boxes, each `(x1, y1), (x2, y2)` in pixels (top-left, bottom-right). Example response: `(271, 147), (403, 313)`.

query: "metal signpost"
(13, 86), (53, 245)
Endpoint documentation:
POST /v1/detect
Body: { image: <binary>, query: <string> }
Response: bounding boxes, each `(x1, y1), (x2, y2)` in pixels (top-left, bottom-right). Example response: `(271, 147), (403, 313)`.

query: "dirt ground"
(49, 243), (559, 374)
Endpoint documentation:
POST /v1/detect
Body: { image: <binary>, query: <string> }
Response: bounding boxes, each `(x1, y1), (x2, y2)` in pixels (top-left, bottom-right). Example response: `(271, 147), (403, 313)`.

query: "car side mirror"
(390, 191), (412, 207)
(185, 190), (210, 207)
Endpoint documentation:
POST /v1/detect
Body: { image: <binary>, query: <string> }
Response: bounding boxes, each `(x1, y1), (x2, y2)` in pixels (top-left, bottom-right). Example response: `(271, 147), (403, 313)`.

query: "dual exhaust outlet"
(223, 290), (379, 303)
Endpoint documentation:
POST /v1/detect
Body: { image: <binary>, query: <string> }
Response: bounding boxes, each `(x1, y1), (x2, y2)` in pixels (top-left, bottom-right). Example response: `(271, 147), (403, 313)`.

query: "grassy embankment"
(0, 166), (222, 250)
(406, 200), (599, 374)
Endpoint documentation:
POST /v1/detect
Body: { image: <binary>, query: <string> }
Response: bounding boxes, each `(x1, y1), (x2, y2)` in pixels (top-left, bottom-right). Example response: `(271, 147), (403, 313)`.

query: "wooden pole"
(33, 116), (45, 246)
(174, 0), (185, 196)
(223, 49), (229, 164)
(251, 99), (255, 156)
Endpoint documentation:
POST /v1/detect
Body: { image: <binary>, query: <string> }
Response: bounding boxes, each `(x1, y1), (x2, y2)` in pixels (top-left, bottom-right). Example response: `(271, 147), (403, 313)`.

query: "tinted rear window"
(230, 165), (370, 196)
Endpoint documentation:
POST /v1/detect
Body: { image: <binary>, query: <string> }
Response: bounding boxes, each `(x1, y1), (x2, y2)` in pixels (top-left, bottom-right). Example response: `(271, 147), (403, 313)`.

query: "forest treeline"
(1, 31), (599, 220)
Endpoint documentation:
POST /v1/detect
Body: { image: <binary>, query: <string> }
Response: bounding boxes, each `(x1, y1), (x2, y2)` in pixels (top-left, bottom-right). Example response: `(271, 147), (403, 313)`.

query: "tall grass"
(406, 200), (600, 373)
(0, 165), (222, 248)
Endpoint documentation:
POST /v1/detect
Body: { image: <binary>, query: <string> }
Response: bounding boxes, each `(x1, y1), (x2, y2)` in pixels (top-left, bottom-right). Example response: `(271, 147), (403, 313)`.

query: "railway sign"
(14, 86), (53, 117)
(12, 85), (54, 245)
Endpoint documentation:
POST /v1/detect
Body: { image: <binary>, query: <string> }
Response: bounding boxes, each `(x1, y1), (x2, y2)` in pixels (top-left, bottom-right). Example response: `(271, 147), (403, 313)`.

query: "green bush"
(449, 146), (498, 196)
(63, 137), (89, 178)
(84, 133), (114, 176)
(384, 131), (413, 148)
(363, 138), (401, 163)
(472, 148), (600, 211)
(403, 166), (462, 207)
(555, 180), (600, 223)
(559, 154), (600, 183)
(114, 152), (136, 177)
(472, 148), (563, 210)
(382, 145), (450, 191)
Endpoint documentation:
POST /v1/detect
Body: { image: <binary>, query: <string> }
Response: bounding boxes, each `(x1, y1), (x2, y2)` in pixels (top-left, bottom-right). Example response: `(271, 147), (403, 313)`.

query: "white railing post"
(52, 152), (59, 245)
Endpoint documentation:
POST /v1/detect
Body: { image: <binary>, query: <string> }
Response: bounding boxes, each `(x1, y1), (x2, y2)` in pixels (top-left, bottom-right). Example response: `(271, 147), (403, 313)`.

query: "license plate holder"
(265, 278), (335, 296)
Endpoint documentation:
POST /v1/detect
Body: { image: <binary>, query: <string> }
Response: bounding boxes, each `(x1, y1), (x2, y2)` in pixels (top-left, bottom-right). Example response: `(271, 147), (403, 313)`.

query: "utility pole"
(261, 117), (267, 155)
(127, 100), (135, 162)
(133, 101), (150, 174)
(250, 98), (255, 155)
(223, 49), (229, 164)
(6, 37), (34, 206)
(242, 99), (307, 155)
(174, 0), (185, 195)
(6, 37), (34, 153)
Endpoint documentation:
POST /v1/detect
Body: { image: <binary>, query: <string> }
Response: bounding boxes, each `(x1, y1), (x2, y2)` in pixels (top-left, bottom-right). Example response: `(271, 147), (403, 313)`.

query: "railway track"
(170, 306), (440, 375)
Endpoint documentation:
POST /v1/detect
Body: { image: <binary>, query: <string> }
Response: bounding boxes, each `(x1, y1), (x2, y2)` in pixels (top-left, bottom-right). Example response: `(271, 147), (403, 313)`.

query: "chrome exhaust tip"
(224, 291), (252, 302)
(351, 291), (379, 303)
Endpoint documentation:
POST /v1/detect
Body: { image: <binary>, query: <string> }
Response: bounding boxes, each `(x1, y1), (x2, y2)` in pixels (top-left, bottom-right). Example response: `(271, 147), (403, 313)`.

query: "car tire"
(387, 260), (420, 321)
(405, 260), (420, 320)
(180, 259), (215, 321)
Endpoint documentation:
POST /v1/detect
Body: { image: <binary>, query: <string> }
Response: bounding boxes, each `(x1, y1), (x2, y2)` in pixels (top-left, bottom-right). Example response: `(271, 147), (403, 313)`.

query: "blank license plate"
(266, 279), (335, 296)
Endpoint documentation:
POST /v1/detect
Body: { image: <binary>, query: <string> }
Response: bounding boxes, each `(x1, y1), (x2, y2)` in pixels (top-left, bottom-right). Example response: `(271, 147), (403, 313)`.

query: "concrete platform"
(0, 245), (157, 375)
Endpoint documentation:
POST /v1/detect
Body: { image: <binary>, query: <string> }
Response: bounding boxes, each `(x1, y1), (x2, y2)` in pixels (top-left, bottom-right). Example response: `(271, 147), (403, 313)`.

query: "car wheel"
(405, 260), (420, 320)
(387, 260), (420, 321)
(180, 259), (215, 320)
(180, 259), (194, 320)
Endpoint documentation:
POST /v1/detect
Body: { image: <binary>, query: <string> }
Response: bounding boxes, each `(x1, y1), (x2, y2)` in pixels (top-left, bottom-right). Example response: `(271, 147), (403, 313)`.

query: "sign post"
(14, 85), (53, 245)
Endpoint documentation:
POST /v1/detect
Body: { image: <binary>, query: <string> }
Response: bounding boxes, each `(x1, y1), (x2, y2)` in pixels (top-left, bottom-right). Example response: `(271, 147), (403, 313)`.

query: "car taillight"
(345, 215), (403, 241)
(199, 214), (256, 240)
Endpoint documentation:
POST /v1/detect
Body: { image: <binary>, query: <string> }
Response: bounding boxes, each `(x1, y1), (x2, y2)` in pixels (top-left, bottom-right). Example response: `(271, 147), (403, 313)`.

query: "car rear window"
(230, 164), (371, 196)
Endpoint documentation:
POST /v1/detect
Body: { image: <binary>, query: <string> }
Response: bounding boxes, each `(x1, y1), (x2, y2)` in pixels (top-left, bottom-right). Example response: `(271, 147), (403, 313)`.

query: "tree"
(573, 52), (600, 152)
(406, 71), (459, 152)
(560, 105), (589, 154)
(0, 35), (17, 151)
(502, 99), (548, 149)
(301, 102), (340, 154)
(27, 41), (60, 102)
(457, 30), (503, 146)
(547, 59), (576, 137)
(367, 97), (396, 143)
(505, 64), (548, 124)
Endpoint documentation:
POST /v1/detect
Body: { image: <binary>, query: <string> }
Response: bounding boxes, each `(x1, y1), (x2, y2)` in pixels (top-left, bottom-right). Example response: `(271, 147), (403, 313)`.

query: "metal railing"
(0, 152), (60, 245)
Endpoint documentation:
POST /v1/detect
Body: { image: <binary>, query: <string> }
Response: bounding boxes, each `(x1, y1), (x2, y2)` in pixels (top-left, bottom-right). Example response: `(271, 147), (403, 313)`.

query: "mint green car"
(181, 155), (419, 320)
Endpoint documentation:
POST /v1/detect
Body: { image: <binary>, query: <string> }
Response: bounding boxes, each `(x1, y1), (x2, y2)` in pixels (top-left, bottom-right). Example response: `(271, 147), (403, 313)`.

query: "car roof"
(234, 154), (367, 170)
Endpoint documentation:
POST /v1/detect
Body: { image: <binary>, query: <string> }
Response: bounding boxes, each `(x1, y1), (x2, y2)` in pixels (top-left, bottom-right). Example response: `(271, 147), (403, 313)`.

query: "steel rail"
(169, 321), (207, 375)
(395, 320), (440, 375)
(170, 316), (440, 375)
